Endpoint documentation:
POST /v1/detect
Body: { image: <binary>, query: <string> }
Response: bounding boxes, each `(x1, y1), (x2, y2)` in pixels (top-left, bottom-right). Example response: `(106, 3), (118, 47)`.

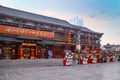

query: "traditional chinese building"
(104, 43), (120, 55)
(0, 6), (103, 59)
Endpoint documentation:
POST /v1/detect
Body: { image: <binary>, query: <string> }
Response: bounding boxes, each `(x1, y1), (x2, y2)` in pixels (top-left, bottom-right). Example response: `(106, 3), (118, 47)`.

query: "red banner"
(0, 25), (54, 39)
(67, 32), (71, 44)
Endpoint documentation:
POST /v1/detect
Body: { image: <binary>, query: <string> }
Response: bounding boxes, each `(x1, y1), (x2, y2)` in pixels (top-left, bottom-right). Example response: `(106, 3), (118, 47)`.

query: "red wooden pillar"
(20, 45), (23, 59)
(35, 45), (38, 59)
(31, 49), (34, 59)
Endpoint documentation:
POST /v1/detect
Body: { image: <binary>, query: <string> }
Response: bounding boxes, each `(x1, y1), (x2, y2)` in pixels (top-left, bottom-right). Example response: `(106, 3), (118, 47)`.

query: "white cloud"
(83, 17), (120, 45)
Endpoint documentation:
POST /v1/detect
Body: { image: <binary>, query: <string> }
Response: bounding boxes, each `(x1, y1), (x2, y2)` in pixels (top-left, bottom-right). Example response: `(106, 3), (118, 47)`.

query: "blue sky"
(0, 0), (120, 45)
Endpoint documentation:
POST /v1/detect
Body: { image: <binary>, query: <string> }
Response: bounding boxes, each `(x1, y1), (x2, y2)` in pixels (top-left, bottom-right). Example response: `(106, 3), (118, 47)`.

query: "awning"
(37, 40), (55, 45)
(56, 42), (76, 45)
(16, 36), (42, 40)
(56, 42), (68, 45)
(0, 37), (24, 42)
(43, 41), (55, 45)
(37, 41), (76, 45)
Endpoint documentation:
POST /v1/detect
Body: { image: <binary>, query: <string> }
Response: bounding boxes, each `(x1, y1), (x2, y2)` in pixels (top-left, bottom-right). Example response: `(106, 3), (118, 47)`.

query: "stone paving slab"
(0, 59), (120, 80)
(0, 59), (63, 68)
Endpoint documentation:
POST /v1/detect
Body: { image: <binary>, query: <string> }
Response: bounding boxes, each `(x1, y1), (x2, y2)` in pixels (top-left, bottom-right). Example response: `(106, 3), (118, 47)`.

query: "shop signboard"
(0, 25), (54, 39)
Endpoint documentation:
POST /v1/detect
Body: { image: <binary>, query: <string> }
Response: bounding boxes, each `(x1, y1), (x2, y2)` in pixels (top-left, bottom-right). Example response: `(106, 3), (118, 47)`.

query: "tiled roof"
(72, 25), (103, 35)
(0, 6), (72, 28)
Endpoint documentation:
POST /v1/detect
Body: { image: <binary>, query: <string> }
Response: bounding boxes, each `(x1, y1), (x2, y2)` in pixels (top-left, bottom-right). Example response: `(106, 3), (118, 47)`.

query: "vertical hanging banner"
(67, 32), (71, 44)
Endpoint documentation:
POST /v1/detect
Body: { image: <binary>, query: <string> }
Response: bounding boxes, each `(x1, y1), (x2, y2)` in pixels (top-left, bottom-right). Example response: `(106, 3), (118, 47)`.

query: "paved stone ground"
(0, 59), (63, 67)
(0, 59), (120, 80)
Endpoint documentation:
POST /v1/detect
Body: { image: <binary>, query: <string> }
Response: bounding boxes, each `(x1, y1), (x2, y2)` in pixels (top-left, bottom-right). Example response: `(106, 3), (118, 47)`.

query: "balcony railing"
(80, 40), (100, 45)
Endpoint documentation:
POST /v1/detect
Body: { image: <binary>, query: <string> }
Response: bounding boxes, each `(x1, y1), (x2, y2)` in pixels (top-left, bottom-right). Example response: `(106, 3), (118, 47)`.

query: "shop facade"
(0, 24), (75, 60)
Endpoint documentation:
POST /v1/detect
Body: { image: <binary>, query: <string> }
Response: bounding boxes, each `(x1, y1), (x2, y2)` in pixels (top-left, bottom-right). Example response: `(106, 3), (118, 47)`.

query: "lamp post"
(76, 30), (81, 64)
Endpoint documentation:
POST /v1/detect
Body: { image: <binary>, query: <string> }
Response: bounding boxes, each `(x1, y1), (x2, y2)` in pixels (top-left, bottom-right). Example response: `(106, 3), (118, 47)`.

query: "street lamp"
(76, 30), (81, 64)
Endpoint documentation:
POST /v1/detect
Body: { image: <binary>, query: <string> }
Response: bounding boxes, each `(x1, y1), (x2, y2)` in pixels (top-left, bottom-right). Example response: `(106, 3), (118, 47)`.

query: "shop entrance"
(23, 46), (35, 59)
(20, 43), (37, 59)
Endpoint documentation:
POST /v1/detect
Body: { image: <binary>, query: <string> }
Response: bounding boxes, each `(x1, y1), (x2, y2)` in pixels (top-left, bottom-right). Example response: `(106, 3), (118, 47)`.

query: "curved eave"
(71, 24), (103, 35)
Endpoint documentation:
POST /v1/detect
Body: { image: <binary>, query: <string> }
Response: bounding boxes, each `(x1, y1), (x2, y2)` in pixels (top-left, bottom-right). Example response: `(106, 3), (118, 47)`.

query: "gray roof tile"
(0, 6), (72, 27)
(71, 25), (103, 35)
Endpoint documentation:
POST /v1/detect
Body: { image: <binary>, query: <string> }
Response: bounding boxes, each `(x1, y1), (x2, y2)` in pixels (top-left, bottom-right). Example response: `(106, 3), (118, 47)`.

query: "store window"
(3, 47), (12, 59)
